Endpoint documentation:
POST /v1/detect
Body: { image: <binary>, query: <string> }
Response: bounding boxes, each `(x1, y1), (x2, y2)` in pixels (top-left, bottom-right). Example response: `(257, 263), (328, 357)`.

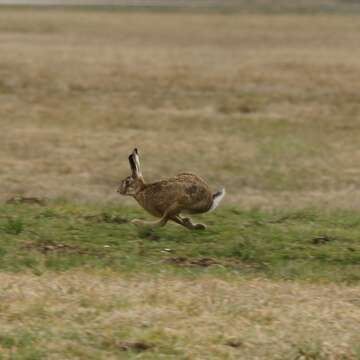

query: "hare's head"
(117, 148), (144, 196)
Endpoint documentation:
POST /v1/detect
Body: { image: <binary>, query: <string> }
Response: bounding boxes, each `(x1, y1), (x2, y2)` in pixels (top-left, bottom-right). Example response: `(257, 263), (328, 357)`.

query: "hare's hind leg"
(171, 215), (206, 230)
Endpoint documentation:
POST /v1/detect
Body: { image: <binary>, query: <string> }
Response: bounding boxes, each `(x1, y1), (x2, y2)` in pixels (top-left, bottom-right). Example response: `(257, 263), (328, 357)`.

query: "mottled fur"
(117, 149), (224, 230)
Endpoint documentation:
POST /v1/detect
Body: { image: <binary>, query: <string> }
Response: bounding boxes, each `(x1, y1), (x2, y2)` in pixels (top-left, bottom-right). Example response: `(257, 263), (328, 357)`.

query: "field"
(1, 6), (360, 359)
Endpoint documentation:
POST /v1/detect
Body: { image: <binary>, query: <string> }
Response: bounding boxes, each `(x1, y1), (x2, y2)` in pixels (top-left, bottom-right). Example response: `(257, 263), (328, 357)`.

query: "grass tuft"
(2, 217), (24, 235)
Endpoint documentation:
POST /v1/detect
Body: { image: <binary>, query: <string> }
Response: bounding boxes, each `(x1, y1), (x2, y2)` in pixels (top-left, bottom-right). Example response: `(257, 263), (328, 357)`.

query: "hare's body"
(118, 149), (225, 230)
(134, 173), (213, 218)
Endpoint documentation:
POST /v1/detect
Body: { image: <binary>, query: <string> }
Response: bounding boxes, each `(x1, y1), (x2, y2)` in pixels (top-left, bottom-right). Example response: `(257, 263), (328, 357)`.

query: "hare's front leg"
(131, 203), (181, 228)
(131, 217), (168, 228)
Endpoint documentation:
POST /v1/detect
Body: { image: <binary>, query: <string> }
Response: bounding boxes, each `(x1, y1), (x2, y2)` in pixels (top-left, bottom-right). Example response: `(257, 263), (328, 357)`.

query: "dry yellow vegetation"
(0, 272), (359, 359)
(1, 9), (360, 209)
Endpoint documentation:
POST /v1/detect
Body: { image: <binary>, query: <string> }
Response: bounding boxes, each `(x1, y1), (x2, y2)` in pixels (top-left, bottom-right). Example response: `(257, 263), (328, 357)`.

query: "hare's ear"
(128, 148), (142, 179)
(128, 154), (137, 178)
(132, 148), (142, 177)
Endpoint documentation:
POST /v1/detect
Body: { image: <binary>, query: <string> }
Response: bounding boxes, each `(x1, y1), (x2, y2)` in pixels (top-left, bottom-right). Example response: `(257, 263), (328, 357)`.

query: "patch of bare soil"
(115, 341), (153, 352)
(164, 256), (220, 267)
(311, 235), (334, 245)
(6, 196), (46, 206)
(83, 213), (128, 224)
(20, 240), (96, 255)
(225, 339), (244, 348)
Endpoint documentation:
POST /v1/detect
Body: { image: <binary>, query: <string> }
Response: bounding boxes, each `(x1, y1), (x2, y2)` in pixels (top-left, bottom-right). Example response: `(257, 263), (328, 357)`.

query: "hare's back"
(175, 173), (213, 213)
(137, 173), (212, 216)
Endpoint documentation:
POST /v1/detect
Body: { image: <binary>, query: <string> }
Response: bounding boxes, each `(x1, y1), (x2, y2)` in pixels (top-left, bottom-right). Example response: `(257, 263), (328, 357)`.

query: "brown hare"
(117, 148), (225, 230)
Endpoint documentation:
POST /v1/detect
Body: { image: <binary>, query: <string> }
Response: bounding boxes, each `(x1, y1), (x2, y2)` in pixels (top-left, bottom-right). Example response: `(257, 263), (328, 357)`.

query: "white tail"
(208, 188), (226, 212)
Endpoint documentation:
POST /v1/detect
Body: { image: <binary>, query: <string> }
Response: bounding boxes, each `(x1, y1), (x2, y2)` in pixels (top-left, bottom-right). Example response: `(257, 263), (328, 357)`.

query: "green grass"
(0, 331), (45, 360)
(1, 201), (359, 283)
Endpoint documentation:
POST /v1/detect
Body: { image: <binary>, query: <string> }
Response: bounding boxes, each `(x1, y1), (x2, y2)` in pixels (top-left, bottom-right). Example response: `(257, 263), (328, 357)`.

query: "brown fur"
(117, 149), (218, 230)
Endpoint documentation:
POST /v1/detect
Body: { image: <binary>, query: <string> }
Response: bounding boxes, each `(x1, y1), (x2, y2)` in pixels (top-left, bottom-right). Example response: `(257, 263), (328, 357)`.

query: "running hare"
(117, 149), (225, 230)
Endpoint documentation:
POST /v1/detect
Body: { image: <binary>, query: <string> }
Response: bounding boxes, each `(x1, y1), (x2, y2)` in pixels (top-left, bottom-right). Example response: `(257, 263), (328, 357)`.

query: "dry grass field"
(1, 7), (360, 359)
(1, 8), (360, 209)
(0, 272), (360, 359)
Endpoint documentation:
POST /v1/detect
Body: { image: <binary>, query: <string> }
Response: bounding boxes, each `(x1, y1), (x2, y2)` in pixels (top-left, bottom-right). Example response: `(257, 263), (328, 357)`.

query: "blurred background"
(1, 0), (360, 209)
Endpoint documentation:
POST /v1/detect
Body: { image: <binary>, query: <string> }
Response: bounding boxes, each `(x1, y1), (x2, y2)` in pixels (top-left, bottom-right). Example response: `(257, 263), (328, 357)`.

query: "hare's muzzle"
(117, 179), (128, 195)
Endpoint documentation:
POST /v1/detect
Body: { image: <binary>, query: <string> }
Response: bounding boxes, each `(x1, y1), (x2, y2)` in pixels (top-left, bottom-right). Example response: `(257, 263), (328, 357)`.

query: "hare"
(117, 148), (225, 230)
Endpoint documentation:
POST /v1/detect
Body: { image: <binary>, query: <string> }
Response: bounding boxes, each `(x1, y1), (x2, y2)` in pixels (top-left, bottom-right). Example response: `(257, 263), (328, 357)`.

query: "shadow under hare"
(117, 149), (225, 230)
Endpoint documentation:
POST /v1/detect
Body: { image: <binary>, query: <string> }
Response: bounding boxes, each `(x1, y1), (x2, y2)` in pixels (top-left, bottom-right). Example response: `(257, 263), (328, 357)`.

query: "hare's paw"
(131, 219), (145, 227)
(181, 217), (206, 230)
(194, 223), (207, 230)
